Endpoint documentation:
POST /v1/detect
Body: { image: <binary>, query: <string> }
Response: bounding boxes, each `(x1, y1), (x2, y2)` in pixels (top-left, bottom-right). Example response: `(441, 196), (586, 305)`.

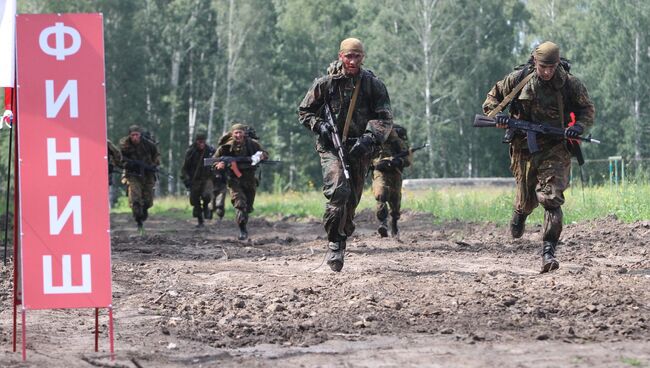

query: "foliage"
(9, 1), (650, 195)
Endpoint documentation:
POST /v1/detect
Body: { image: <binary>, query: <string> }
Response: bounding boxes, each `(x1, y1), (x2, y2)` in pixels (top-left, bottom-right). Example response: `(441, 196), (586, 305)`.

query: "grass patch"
(112, 183), (650, 224)
(620, 357), (644, 367)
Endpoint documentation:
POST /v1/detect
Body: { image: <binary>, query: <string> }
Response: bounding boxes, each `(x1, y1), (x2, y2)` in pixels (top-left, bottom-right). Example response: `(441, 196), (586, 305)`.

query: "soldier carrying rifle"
(120, 125), (161, 232)
(371, 125), (420, 239)
(298, 37), (393, 272)
(212, 123), (268, 240)
(482, 41), (595, 273)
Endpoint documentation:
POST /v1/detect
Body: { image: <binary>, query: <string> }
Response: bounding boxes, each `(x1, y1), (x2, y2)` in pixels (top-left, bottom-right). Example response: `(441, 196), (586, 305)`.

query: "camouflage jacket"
(483, 66), (595, 136)
(298, 60), (393, 150)
(181, 143), (216, 183)
(119, 136), (160, 178)
(372, 125), (412, 171)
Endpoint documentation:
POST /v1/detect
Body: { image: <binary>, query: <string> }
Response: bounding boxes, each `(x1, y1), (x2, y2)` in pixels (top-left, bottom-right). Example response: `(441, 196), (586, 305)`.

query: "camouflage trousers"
(510, 141), (571, 242)
(190, 178), (214, 218)
(372, 169), (402, 221)
(319, 148), (371, 243)
(212, 180), (227, 218)
(228, 172), (258, 226)
(125, 175), (156, 222)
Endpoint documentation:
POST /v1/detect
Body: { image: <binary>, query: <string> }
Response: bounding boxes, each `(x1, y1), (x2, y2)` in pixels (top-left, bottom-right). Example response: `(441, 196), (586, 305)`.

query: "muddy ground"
(0, 209), (648, 367)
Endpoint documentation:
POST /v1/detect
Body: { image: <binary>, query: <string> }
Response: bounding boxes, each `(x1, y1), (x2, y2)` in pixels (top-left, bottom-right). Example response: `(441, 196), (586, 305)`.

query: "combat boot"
(215, 207), (224, 220)
(541, 241), (559, 273)
(377, 219), (388, 238)
(203, 203), (212, 220)
(510, 211), (527, 238)
(390, 217), (399, 238)
(196, 216), (204, 228)
(326, 240), (346, 272)
(238, 223), (248, 241)
(136, 219), (144, 235)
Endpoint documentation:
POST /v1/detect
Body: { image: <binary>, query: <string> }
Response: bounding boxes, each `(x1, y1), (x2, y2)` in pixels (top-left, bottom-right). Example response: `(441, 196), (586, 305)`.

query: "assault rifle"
(323, 103), (350, 180)
(378, 143), (429, 163)
(203, 151), (280, 178)
(123, 158), (174, 180)
(473, 114), (600, 165)
(374, 144), (429, 172)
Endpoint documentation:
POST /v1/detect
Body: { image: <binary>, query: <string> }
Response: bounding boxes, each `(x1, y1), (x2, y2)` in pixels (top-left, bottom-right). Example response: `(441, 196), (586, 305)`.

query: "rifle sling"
(342, 76), (362, 141)
(488, 72), (534, 118)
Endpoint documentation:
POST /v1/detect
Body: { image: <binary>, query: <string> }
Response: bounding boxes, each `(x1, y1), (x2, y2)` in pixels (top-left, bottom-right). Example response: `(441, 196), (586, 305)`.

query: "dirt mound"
(0, 211), (647, 367)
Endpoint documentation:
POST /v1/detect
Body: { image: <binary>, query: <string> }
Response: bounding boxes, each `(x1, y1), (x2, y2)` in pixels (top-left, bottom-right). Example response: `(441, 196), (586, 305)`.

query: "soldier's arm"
(107, 140), (123, 167)
(368, 77), (393, 144)
(180, 148), (193, 180)
(482, 72), (519, 115)
(567, 76), (595, 132)
(298, 77), (328, 133)
(250, 140), (269, 160)
(118, 137), (132, 162)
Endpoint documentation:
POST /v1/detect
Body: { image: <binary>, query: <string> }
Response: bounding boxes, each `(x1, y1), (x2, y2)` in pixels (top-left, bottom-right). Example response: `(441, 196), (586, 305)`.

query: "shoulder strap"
(488, 72), (534, 118)
(342, 76), (362, 141)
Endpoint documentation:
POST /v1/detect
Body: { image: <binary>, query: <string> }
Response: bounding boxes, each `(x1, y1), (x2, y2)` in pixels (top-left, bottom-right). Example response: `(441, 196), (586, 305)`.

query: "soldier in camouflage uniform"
(181, 132), (216, 228)
(120, 125), (161, 231)
(213, 123), (268, 240)
(372, 124), (412, 238)
(482, 41), (595, 273)
(298, 37), (393, 272)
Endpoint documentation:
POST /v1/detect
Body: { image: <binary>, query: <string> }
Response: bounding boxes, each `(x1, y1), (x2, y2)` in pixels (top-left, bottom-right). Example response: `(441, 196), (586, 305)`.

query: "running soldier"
(372, 124), (411, 238)
(213, 123), (268, 240)
(482, 41), (595, 273)
(181, 132), (216, 227)
(298, 37), (393, 272)
(120, 125), (160, 232)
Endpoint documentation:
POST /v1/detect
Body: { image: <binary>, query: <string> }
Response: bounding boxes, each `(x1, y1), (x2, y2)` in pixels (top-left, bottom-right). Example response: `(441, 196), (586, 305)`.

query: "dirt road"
(1, 210), (648, 367)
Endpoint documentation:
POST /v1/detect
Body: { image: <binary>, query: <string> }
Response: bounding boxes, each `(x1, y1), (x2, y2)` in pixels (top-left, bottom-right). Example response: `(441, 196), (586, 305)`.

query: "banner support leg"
(108, 305), (114, 360)
(94, 308), (99, 352)
(12, 296), (16, 352)
(21, 306), (26, 361)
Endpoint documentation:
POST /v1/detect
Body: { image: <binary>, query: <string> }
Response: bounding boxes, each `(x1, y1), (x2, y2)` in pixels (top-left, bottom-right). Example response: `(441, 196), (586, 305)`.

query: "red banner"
(16, 14), (111, 309)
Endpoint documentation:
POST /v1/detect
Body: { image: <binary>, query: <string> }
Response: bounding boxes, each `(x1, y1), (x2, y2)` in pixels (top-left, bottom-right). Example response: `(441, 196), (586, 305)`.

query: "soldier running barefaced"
(119, 125), (161, 232)
(372, 124), (412, 239)
(181, 131), (216, 228)
(482, 41), (595, 273)
(213, 123), (268, 240)
(298, 37), (393, 272)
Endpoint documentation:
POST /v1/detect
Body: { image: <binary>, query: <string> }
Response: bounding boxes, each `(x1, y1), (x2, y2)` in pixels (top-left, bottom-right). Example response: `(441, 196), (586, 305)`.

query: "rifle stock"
(379, 143), (429, 163)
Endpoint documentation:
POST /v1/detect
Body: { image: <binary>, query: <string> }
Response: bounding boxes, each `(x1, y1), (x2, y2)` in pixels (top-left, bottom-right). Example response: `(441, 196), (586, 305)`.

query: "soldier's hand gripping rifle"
(473, 114), (601, 165)
(203, 151), (280, 178)
(323, 103), (350, 181)
(123, 158), (174, 179)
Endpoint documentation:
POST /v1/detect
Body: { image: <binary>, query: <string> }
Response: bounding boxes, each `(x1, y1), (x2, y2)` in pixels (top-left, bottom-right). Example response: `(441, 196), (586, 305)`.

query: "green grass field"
(113, 182), (650, 225)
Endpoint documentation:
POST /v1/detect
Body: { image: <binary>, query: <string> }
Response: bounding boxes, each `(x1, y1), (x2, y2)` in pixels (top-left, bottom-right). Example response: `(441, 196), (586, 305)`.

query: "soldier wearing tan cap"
(298, 37), (393, 272)
(213, 123), (268, 240)
(483, 41), (595, 273)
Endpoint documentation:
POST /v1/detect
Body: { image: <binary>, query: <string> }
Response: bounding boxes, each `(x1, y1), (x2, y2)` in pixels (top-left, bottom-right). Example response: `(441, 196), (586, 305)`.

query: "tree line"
(3, 0), (650, 195)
